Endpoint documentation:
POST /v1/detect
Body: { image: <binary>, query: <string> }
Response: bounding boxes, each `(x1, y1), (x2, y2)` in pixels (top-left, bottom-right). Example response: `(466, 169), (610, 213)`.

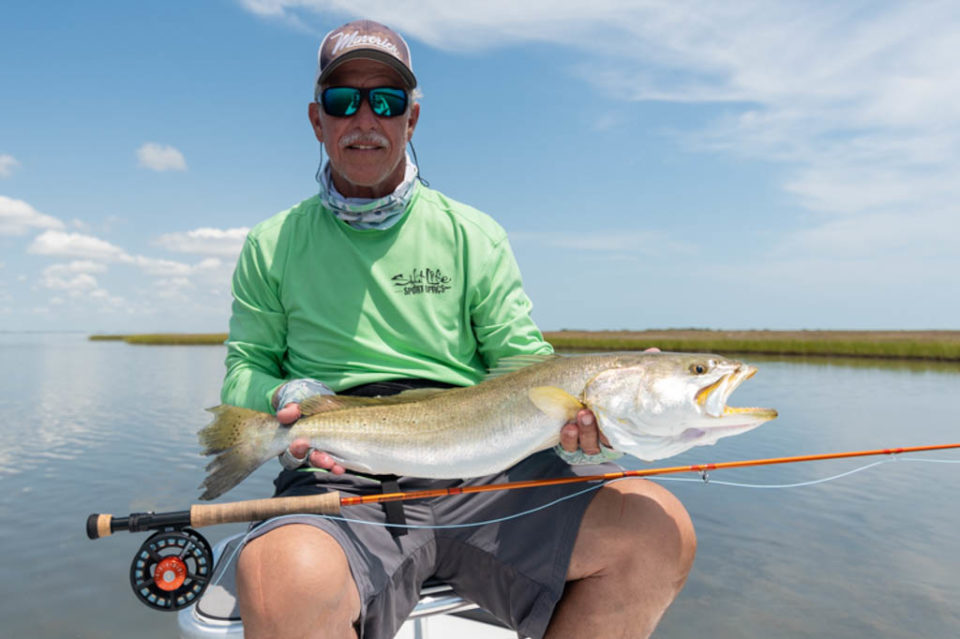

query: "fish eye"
(690, 362), (709, 375)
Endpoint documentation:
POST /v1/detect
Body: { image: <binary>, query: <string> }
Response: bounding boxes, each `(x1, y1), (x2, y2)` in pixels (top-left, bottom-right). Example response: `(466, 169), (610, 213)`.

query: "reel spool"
(129, 527), (213, 610)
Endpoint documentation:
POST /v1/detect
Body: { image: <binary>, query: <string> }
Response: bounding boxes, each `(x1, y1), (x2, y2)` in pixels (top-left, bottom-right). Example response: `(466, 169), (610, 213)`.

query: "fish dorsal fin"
(528, 386), (584, 422)
(299, 388), (449, 416)
(485, 353), (558, 381)
(298, 394), (391, 415)
(393, 387), (448, 401)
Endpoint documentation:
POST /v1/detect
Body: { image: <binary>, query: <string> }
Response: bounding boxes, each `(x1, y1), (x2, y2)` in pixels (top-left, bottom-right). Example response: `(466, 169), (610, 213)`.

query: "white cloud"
(137, 143), (187, 172)
(28, 228), (228, 289)
(246, 1), (960, 262)
(46, 260), (107, 275)
(133, 255), (193, 277)
(238, 0), (288, 16)
(132, 255), (223, 277)
(27, 230), (130, 261)
(39, 261), (108, 294)
(510, 230), (694, 257)
(0, 196), (65, 236)
(0, 154), (19, 178)
(154, 227), (249, 257)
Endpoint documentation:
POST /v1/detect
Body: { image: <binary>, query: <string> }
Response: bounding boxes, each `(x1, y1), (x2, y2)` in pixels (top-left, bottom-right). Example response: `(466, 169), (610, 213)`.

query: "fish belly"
(297, 403), (561, 478)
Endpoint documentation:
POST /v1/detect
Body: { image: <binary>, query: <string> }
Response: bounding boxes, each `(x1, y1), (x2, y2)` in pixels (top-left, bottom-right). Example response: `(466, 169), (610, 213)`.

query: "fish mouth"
(695, 365), (778, 420)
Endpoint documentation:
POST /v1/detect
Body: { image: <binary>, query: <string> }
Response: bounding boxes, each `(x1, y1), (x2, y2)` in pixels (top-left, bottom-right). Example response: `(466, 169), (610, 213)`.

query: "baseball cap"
(315, 19), (417, 94)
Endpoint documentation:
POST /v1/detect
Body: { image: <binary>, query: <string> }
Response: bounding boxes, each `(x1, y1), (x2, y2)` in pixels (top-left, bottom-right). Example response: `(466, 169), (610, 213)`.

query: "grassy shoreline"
(543, 329), (960, 361)
(89, 333), (228, 345)
(89, 329), (960, 361)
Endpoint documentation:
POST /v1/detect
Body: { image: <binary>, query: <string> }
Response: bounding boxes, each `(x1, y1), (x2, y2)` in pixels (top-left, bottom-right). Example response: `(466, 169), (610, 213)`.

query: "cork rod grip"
(85, 513), (114, 539)
(189, 491), (342, 528)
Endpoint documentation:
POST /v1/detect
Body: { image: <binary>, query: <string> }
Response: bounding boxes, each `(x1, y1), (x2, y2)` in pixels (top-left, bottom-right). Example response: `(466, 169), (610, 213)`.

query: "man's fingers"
(277, 402), (302, 425)
(560, 409), (603, 454)
(309, 449), (345, 474)
(560, 422), (580, 452)
(288, 438), (312, 458)
(576, 409), (601, 455)
(284, 439), (345, 474)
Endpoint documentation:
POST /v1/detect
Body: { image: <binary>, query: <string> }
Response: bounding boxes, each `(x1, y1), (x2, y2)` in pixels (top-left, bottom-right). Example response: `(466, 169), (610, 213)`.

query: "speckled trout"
(198, 352), (776, 500)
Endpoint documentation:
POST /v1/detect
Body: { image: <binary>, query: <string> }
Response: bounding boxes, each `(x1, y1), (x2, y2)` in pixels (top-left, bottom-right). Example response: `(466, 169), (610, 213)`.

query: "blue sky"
(1, 1), (958, 332)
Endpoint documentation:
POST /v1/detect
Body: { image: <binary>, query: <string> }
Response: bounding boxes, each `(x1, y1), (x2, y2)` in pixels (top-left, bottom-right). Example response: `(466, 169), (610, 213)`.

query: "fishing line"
(88, 445), (960, 611)
(270, 482), (608, 530)
(655, 456), (960, 489)
(264, 456), (960, 530)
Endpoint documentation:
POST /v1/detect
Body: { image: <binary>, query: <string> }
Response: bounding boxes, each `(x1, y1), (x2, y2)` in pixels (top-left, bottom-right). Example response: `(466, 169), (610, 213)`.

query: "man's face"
(309, 59), (420, 199)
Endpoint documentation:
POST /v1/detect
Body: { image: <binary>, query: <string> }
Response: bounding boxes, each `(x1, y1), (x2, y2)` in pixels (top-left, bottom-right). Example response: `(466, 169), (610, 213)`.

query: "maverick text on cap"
(315, 19), (417, 92)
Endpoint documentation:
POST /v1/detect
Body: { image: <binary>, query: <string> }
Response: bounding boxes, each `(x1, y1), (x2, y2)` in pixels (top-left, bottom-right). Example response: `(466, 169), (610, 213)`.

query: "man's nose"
(352, 96), (380, 126)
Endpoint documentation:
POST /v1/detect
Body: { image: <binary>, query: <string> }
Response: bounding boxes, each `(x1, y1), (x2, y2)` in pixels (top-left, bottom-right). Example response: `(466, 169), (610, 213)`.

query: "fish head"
(582, 352), (777, 461)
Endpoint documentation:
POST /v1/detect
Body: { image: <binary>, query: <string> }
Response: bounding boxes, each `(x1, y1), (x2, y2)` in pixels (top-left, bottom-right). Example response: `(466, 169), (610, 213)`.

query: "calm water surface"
(0, 333), (957, 638)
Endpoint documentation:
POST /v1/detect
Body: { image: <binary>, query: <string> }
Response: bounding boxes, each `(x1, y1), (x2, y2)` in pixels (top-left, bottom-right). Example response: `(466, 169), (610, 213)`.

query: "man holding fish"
(221, 19), (697, 639)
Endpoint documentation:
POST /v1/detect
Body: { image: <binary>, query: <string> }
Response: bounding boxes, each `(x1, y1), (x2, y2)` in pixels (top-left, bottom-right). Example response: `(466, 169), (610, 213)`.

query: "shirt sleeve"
(220, 235), (288, 413)
(470, 237), (553, 368)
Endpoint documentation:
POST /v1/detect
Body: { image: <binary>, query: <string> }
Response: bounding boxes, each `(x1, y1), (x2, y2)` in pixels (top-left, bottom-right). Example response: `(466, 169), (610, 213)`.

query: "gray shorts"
(247, 450), (620, 639)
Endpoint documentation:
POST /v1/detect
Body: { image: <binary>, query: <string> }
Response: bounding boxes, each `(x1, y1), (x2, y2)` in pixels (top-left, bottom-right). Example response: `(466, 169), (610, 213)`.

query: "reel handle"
(86, 491), (342, 539)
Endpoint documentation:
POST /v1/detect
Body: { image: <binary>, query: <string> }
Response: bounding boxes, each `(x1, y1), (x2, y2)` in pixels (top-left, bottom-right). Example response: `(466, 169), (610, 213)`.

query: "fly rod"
(87, 442), (960, 611)
(89, 442), (960, 538)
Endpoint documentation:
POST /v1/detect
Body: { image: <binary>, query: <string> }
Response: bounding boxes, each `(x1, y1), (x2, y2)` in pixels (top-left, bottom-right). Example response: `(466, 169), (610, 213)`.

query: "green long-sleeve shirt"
(222, 182), (552, 413)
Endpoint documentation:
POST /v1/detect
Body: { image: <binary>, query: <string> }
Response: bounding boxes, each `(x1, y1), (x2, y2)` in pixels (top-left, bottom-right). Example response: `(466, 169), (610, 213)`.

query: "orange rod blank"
(339, 443), (960, 508)
(88, 443), (960, 538)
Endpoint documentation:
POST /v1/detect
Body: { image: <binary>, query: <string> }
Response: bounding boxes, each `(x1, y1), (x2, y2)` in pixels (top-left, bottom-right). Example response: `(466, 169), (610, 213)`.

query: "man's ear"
(406, 101), (420, 142)
(308, 102), (324, 143)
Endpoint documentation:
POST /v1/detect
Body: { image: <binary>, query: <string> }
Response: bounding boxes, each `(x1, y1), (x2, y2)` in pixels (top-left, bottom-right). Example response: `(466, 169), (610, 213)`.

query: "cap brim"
(317, 49), (417, 90)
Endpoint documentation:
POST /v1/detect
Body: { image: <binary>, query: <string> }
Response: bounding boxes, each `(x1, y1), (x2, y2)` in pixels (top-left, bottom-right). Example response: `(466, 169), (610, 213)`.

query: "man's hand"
(273, 379), (344, 473)
(556, 346), (659, 464)
(560, 408), (612, 455)
(286, 436), (346, 475)
(276, 402), (302, 425)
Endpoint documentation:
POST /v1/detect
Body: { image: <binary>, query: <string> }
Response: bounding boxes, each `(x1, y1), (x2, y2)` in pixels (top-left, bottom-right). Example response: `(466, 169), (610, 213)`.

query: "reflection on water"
(0, 334), (957, 637)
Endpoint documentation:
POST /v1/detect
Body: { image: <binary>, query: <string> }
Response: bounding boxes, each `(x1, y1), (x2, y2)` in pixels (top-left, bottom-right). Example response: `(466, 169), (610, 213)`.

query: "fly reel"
(128, 527), (213, 610)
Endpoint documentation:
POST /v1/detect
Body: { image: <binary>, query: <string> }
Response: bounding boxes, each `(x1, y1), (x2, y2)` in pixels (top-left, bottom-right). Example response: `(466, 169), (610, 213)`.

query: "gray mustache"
(340, 131), (390, 148)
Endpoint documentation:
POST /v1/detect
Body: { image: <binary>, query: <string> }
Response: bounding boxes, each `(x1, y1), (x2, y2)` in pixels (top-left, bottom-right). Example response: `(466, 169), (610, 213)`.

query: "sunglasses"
(319, 86), (409, 118)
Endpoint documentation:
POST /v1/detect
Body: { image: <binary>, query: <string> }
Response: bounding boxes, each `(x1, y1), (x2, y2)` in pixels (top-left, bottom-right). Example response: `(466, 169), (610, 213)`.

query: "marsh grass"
(89, 333), (228, 345)
(543, 330), (960, 361)
(88, 330), (960, 361)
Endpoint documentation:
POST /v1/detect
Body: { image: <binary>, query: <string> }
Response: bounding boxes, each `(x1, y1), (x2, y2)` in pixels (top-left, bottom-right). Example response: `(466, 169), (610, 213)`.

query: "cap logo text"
(331, 30), (402, 59)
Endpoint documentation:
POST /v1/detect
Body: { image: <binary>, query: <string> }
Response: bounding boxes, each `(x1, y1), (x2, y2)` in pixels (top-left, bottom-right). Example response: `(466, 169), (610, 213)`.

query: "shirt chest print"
(391, 267), (453, 295)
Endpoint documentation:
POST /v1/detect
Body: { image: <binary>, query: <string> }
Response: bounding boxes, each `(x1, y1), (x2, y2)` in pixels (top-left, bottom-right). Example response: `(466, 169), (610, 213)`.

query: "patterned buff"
(318, 153), (418, 230)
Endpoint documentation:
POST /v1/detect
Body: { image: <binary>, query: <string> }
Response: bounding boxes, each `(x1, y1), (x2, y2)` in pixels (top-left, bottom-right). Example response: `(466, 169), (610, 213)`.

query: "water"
(0, 334), (957, 638)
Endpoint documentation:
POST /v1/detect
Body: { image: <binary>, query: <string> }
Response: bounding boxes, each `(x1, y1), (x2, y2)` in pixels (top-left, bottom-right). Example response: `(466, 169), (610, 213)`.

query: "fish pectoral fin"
(528, 386), (584, 422)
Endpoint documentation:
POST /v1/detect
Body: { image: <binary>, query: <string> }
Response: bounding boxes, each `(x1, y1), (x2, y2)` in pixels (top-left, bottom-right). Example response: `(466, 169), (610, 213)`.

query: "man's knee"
(614, 479), (696, 581)
(570, 479), (696, 584)
(237, 524), (361, 635)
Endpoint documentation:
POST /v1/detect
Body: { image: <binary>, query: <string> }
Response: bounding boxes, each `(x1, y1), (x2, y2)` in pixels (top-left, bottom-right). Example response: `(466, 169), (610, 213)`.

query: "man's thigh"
(431, 451), (621, 639)
(247, 472), (440, 639)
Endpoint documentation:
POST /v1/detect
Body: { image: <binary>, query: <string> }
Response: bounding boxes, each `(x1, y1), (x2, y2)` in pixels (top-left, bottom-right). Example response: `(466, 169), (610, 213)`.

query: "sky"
(1, 0), (958, 333)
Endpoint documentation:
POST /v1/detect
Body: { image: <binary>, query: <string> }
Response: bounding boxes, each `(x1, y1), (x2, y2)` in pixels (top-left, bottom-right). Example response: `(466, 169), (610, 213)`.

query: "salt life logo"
(392, 268), (452, 295)
(331, 31), (402, 59)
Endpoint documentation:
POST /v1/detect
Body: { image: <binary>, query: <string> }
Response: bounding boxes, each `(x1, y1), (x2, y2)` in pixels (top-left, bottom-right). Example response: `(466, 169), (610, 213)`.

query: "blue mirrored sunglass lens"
(320, 87), (407, 118)
(369, 89), (407, 116)
(322, 88), (362, 116)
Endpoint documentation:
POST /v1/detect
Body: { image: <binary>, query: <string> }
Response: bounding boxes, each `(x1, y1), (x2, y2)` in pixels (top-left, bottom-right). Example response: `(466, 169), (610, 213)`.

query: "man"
(222, 19), (695, 639)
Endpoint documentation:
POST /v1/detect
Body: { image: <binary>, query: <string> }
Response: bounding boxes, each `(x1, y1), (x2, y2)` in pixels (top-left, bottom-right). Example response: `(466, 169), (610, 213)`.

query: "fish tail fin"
(198, 405), (281, 500)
